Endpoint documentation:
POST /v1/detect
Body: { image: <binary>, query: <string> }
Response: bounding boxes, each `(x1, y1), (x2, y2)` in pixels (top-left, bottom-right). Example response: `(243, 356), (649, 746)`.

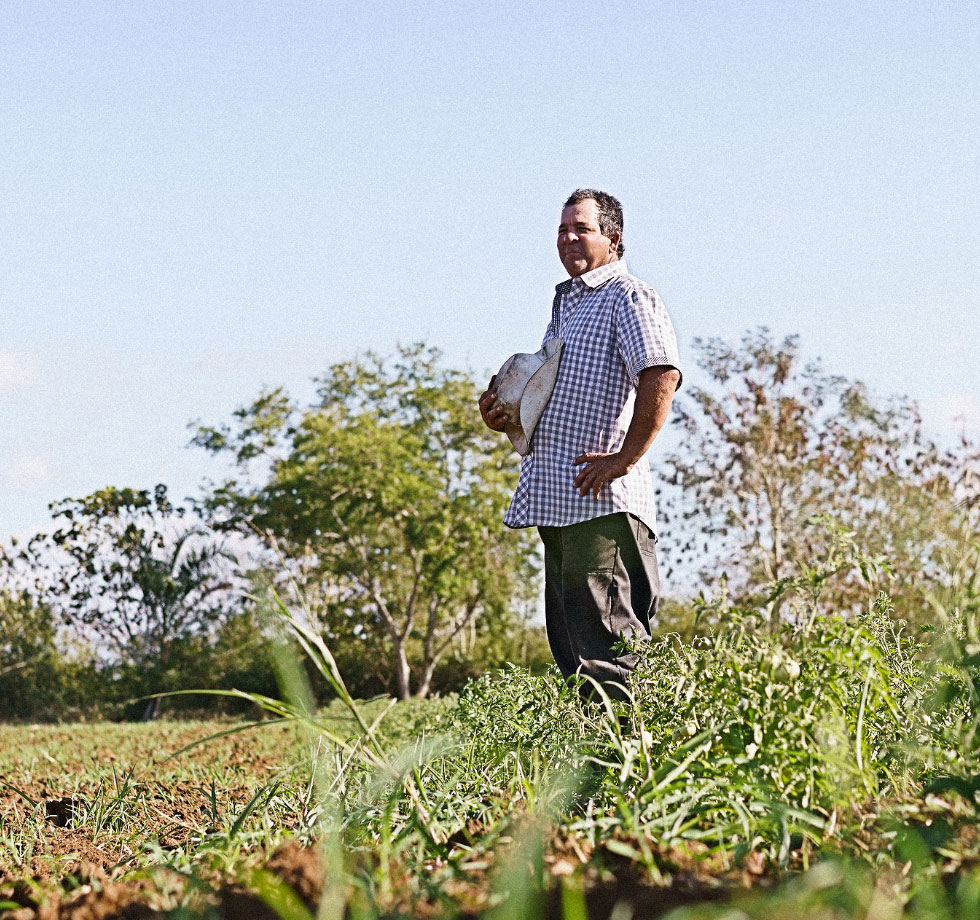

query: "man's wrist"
(616, 447), (642, 472)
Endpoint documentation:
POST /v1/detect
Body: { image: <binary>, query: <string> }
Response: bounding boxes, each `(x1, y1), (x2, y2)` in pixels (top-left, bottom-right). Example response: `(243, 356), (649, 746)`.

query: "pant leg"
(547, 513), (659, 698)
(538, 525), (578, 679)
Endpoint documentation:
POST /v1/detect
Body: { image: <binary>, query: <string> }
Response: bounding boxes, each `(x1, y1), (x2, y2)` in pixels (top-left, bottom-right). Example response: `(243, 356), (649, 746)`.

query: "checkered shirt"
(503, 260), (681, 535)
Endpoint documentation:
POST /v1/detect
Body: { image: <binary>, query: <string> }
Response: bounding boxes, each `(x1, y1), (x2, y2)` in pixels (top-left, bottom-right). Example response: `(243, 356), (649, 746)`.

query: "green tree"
(0, 549), (74, 719)
(193, 344), (537, 699)
(663, 328), (980, 622)
(0, 587), (57, 719)
(28, 485), (237, 718)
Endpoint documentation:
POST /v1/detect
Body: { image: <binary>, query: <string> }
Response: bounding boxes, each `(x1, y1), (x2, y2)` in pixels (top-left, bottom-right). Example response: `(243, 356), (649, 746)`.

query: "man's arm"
(572, 365), (680, 499)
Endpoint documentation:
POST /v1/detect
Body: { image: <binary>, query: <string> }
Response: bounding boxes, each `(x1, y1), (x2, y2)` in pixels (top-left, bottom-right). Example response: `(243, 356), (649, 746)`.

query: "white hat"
(493, 338), (564, 456)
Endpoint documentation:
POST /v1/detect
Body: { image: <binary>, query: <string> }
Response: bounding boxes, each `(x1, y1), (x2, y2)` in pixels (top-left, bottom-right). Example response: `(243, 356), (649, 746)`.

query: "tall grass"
(148, 525), (980, 918)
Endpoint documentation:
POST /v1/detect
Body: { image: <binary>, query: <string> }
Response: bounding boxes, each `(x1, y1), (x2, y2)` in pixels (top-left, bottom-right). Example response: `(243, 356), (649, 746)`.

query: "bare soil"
(0, 721), (755, 918)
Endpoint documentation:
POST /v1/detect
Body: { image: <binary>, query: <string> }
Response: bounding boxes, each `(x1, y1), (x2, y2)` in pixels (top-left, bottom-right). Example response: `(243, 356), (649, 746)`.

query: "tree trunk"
(393, 638), (412, 700)
(141, 696), (161, 722)
(416, 661), (436, 700)
(141, 639), (170, 721)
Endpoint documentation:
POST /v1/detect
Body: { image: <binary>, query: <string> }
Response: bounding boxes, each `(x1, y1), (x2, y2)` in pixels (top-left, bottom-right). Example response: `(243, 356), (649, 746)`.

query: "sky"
(2, 0), (979, 546)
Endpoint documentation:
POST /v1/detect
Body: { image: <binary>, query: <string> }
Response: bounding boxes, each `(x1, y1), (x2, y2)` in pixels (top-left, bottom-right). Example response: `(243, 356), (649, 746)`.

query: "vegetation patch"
(2, 550), (979, 917)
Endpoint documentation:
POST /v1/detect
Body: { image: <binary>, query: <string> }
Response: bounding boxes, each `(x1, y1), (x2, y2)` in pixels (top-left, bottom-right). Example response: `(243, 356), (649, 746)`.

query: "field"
(1, 595), (979, 920)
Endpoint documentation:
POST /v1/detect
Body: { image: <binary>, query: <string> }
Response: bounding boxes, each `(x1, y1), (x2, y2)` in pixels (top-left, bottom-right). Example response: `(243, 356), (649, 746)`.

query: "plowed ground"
(0, 715), (750, 919)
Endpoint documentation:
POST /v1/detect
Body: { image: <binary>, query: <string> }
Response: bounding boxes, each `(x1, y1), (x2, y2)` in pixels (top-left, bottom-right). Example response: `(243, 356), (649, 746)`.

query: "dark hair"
(563, 188), (625, 258)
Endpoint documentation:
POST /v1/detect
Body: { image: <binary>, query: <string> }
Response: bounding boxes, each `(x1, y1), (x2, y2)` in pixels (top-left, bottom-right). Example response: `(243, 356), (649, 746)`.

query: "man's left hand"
(573, 451), (633, 499)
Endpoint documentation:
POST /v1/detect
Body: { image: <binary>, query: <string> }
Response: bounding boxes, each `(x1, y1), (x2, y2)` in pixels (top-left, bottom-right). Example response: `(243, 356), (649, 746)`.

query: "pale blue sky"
(2, 0), (979, 543)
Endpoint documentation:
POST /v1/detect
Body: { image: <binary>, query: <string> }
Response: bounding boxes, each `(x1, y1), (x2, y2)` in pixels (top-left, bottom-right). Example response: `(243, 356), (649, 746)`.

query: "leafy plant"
(192, 343), (538, 699)
(24, 485), (238, 718)
(663, 328), (980, 622)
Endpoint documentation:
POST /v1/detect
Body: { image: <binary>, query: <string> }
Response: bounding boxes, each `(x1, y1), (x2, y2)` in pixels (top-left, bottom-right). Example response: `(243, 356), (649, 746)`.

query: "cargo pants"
(538, 512), (659, 700)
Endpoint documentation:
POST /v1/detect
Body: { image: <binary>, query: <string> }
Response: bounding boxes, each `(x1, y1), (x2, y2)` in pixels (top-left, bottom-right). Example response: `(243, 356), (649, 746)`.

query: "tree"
(662, 328), (980, 622)
(0, 572), (58, 718)
(0, 548), (77, 719)
(27, 485), (237, 718)
(192, 344), (537, 699)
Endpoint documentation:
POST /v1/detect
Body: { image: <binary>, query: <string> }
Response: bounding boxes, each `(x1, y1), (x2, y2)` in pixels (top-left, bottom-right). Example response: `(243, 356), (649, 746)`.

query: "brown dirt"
(546, 879), (729, 920)
(44, 800), (86, 830)
(213, 844), (325, 920)
(0, 721), (766, 918)
(263, 841), (323, 909)
(0, 826), (123, 889)
(213, 885), (277, 920)
(0, 831), (746, 919)
(0, 776), (279, 881)
(0, 841), (323, 920)
(2, 864), (158, 919)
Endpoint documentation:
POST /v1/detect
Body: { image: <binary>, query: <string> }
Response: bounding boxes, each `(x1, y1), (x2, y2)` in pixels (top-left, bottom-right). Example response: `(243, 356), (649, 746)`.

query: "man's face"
(557, 199), (620, 278)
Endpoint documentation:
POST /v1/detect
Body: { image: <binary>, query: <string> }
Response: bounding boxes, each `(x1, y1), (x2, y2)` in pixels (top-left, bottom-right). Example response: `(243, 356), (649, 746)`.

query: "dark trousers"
(538, 513), (659, 700)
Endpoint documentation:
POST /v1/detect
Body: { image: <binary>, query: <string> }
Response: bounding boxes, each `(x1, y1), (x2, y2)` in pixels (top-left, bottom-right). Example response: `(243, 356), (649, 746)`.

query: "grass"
(1, 543), (979, 918)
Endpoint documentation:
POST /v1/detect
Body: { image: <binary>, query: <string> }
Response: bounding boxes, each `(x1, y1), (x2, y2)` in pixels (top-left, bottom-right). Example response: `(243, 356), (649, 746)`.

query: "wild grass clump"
(596, 598), (977, 862)
(7, 526), (977, 918)
(450, 666), (584, 769)
(431, 598), (980, 857)
(327, 526), (980, 914)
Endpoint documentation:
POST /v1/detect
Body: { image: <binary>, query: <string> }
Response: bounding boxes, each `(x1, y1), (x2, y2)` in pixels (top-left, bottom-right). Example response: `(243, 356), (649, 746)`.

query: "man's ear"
(609, 231), (622, 255)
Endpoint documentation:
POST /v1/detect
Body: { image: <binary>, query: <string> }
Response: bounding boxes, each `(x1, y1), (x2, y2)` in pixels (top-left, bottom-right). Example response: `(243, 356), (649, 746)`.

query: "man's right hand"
(479, 375), (509, 432)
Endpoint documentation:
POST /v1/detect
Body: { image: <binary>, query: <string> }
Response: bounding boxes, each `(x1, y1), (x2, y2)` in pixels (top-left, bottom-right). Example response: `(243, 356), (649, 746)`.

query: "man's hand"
(479, 375), (509, 432)
(573, 451), (632, 499)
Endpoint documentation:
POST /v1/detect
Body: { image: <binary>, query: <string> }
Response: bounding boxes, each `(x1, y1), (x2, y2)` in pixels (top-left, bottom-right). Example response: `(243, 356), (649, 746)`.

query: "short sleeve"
(613, 284), (682, 389)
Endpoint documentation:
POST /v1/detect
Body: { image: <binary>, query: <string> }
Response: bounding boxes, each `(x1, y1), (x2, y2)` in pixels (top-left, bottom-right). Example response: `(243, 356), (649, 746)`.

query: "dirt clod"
(218, 885), (281, 920)
(264, 841), (323, 910)
(59, 881), (162, 920)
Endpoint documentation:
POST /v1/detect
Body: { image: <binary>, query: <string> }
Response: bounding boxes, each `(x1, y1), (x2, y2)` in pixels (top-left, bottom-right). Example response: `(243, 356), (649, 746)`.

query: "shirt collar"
(556, 259), (628, 292)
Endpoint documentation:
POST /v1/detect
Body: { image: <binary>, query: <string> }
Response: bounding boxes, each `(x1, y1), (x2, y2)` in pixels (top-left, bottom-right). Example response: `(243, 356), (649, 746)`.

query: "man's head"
(558, 189), (625, 278)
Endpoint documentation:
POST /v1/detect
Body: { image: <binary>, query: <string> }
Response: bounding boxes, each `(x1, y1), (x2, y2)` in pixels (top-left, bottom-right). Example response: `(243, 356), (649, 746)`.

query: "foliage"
(0, 549), (93, 720)
(0, 583), (54, 674)
(192, 343), (538, 699)
(650, 596), (705, 640)
(96, 609), (282, 720)
(4, 525), (980, 916)
(0, 588), (66, 720)
(22, 485), (238, 719)
(663, 328), (980, 621)
(181, 527), (980, 914)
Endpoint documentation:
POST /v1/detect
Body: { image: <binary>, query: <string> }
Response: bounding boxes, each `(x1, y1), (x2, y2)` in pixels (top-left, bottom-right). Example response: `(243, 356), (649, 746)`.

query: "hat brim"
(504, 341), (563, 456)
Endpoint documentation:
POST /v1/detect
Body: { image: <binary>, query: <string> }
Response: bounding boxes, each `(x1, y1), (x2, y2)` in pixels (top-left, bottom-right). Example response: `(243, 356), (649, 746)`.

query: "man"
(479, 189), (681, 700)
